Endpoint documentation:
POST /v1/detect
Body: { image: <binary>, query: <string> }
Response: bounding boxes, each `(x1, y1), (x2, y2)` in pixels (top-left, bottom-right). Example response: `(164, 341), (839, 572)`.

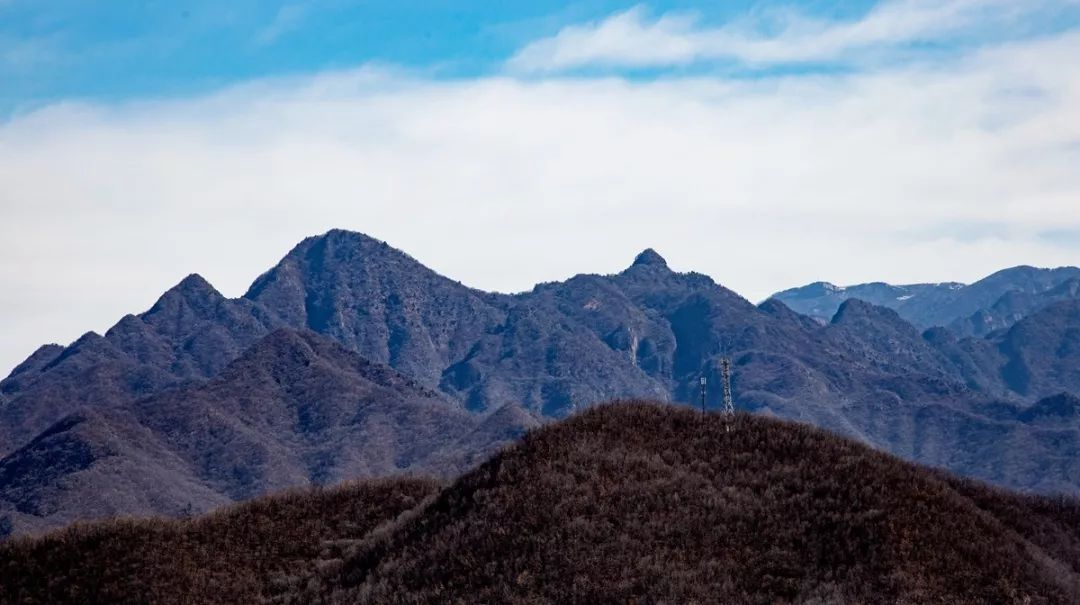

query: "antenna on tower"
(699, 375), (707, 415)
(721, 357), (734, 417)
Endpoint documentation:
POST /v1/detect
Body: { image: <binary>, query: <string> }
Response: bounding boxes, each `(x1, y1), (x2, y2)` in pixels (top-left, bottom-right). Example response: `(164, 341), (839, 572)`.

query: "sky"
(2, 0), (1080, 375)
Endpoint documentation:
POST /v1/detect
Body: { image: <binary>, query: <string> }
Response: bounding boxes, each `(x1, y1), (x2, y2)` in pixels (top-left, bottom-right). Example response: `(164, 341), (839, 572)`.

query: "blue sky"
(9, 0), (1072, 113)
(2, 0), (1080, 374)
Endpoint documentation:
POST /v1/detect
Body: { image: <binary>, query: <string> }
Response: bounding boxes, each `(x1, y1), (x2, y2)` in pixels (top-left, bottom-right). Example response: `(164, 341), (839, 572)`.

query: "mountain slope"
(950, 278), (1080, 337)
(244, 229), (509, 386)
(771, 280), (963, 324)
(773, 265), (1080, 330)
(0, 478), (438, 604)
(0, 410), (229, 539)
(4, 229), (1080, 516)
(0, 329), (533, 538)
(307, 403), (1080, 604)
(7, 403), (1075, 604)
(0, 275), (279, 456)
(995, 300), (1080, 399)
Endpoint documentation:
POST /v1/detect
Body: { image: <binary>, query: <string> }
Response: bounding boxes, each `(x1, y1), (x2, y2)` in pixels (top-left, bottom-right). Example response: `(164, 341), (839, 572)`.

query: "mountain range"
(4, 404), (1079, 604)
(772, 265), (1080, 336)
(2, 229), (1080, 537)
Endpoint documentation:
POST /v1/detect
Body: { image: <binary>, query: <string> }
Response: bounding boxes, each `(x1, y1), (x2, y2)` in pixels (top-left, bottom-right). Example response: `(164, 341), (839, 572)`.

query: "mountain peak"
(296, 229), (390, 255)
(160, 273), (220, 302)
(630, 248), (668, 269)
(831, 298), (905, 326)
(145, 273), (224, 317)
(177, 272), (213, 290)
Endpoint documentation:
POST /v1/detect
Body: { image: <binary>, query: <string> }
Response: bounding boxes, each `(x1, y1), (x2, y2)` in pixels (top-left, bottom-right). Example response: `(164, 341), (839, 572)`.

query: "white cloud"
(255, 4), (307, 46)
(1, 30), (1080, 374)
(507, 0), (1071, 72)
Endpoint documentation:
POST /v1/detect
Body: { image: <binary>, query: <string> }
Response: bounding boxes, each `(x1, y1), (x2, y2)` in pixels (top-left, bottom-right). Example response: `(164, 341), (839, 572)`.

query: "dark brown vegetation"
(301, 402), (1080, 604)
(0, 478), (438, 604)
(5, 402), (1078, 604)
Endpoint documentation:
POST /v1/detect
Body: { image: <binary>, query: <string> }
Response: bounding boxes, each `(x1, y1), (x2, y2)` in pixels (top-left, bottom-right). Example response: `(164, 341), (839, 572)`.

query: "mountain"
(4, 230), (1080, 537)
(243, 230), (509, 387)
(995, 300), (1080, 399)
(770, 280), (964, 324)
(773, 265), (1080, 331)
(0, 329), (533, 538)
(0, 274), (280, 456)
(951, 277), (1080, 337)
(4, 404), (1079, 604)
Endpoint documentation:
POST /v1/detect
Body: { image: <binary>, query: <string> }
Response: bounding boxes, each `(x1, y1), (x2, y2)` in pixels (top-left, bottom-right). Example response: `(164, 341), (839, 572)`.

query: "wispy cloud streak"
(508, 0), (1076, 72)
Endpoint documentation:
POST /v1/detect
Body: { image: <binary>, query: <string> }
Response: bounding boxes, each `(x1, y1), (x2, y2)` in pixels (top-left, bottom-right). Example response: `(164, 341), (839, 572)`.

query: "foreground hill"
(0, 479), (438, 604)
(5, 403), (1079, 604)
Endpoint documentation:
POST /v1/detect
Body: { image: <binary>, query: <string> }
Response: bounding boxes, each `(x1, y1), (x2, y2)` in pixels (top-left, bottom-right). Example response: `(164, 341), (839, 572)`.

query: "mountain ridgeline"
(772, 265), (1080, 336)
(2, 229), (1080, 537)
(3, 404), (1079, 604)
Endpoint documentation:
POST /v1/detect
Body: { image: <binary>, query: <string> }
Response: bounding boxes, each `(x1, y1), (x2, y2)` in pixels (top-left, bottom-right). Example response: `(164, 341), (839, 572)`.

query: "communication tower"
(721, 357), (734, 416)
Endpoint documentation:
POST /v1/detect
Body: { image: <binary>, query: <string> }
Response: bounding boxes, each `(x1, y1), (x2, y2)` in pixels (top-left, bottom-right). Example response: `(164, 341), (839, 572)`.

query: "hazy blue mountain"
(950, 277), (1080, 337)
(773, 265), (1080, 330)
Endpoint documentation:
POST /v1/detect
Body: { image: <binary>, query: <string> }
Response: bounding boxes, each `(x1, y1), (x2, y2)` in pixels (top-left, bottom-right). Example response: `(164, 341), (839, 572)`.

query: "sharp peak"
(630, 248), (668, 269)
(318, 228), (381, 241)
(155, 273), (222, 302)
(302, 229), (388, 250)
(142, 274), (225, 318)
(284, 229), (420, 265)
(175, 273), (215, 290)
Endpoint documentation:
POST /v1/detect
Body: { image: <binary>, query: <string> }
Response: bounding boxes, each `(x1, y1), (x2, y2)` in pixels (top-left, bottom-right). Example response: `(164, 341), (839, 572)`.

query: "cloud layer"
(508, 0), (1077, 72)
(2, 5), (1080, 374)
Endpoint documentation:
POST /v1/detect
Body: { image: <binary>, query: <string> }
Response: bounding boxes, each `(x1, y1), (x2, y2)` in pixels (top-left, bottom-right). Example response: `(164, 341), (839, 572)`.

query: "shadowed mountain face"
(3, 230), (1080, 537)
(951, 278), (1080, 337)
(6, 404), (1077, 604)
(0, 329), (533, 538)
(996, 300), (1080, 399)
(773, 265), (1080, 333)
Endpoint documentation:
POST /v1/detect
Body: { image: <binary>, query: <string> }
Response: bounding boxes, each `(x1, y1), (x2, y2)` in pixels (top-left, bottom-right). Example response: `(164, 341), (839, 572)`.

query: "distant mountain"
(5, 404), (1078, 604)
(995, 300), (1080, 399)
(4, 230), (1080, 537)
(951, 277), (1080, 337)
(773, 265), (1080, 332)
(0, 329), (533, 537)
(771, 280), (964, 324)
